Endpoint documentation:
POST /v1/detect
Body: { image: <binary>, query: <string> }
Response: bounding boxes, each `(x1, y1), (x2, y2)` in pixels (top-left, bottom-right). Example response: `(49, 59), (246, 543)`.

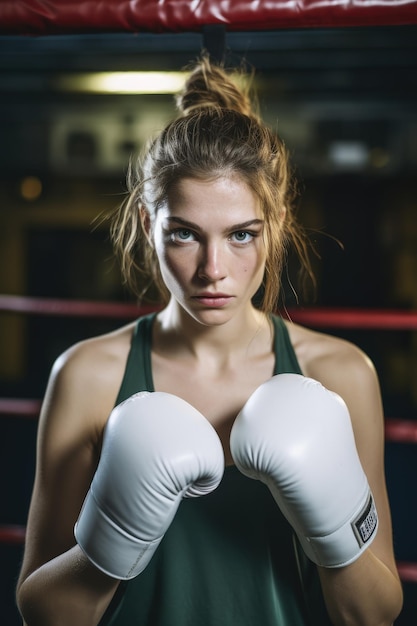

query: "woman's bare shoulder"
(54, 321), (135, 383)
(41, 321), (136, 438)
(285, 320), (380, 402)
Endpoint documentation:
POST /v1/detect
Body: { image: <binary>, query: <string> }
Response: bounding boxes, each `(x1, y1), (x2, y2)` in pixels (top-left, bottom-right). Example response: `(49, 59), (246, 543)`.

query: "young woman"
(16, 57), (403, 626)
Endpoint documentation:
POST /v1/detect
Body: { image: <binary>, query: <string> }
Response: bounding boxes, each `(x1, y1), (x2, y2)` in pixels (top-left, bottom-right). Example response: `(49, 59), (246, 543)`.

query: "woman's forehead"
(165, 176), (262, 217)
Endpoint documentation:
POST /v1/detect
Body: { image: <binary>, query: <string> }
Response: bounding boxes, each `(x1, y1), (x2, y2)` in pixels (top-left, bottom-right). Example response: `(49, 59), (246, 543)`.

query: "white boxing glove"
(230, 374), (378, 568)
(75, 391), (224, 579)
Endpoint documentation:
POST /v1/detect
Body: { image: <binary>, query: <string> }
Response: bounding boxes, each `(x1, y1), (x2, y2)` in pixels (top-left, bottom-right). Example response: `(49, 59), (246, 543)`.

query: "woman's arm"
(306, 336), (403, 625)
(17, 546), (119, 626)
(16, 337), (127, 626)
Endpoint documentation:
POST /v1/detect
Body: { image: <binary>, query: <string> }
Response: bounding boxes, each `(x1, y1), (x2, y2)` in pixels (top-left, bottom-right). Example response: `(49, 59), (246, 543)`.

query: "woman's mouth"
(192, 293), (233, 307)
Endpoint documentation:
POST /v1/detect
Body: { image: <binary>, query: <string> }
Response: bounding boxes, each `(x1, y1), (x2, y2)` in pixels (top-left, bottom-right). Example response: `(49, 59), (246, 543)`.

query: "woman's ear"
(140, 206), (154, 247)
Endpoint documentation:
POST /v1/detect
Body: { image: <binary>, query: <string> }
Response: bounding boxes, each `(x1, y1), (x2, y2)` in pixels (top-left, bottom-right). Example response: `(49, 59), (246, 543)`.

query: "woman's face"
(150, 176), (267, 326)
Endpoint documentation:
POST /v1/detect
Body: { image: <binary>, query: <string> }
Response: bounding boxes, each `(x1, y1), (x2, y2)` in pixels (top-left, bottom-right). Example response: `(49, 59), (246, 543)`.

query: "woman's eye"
(231, 231), (254, 243)
(170, 229), (195, 242)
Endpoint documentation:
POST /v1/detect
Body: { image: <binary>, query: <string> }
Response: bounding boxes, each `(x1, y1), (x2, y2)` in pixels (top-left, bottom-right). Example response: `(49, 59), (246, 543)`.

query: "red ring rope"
(0, 398), (41, 418)
(2, 295), (417, 330)
(286, 307), (417, 330)
(0, 524), (26, 545)
(0, 295), (151, 319)
(396, 562), (417, 584)
(385, 419), (417, 444)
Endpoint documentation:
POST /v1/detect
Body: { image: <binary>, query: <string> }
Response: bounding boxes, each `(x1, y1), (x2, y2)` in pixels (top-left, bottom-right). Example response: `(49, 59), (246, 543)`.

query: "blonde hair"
(110, 56), (314, 312)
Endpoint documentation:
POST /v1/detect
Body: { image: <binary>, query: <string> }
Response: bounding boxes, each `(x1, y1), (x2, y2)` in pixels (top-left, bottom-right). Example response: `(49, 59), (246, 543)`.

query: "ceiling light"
(55, 71), (188, 94)
(328, 142), (369, 170)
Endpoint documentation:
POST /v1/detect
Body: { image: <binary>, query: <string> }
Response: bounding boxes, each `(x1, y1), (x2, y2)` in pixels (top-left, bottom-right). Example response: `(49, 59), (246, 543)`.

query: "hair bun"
(176, 56), (254, 118)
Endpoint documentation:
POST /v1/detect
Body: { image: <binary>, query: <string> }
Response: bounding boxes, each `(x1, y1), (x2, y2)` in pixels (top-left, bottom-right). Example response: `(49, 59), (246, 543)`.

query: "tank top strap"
(271, 315), (303, 375)
(115, 313), (156, 404)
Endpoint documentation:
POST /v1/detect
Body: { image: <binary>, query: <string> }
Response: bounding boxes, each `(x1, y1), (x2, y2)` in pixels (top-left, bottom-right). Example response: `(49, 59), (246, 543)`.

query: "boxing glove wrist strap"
(75, 491), (162, 580)
(297, 492), (378, 568)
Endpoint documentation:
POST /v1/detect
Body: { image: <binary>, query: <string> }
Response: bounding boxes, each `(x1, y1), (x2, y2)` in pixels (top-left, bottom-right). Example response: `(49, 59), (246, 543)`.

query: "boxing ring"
(1, 0), (417, 622)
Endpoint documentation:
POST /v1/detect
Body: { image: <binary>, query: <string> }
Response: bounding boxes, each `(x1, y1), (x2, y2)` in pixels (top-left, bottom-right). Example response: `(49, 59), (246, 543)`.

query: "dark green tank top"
(100, 314), (331, 626)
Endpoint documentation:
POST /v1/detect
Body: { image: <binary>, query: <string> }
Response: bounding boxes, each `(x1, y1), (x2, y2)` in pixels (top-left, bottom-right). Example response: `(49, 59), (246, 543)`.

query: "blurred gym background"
(1, 25), (417, 624)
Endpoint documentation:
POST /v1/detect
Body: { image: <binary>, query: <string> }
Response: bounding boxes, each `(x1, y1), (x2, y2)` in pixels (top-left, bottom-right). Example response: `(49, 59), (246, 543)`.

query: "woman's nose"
(197, 243), (227, 282)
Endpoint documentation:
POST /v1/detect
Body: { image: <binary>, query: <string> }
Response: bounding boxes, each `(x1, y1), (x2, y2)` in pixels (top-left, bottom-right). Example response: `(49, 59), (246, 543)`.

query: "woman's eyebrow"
(165, 216), (264, 231)
(227, 219), (264, 231)
(165, 216), (199, 229)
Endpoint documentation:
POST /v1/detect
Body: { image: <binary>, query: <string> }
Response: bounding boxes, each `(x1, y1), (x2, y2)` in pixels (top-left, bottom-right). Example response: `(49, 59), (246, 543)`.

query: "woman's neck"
(154, 300), (272, 367)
